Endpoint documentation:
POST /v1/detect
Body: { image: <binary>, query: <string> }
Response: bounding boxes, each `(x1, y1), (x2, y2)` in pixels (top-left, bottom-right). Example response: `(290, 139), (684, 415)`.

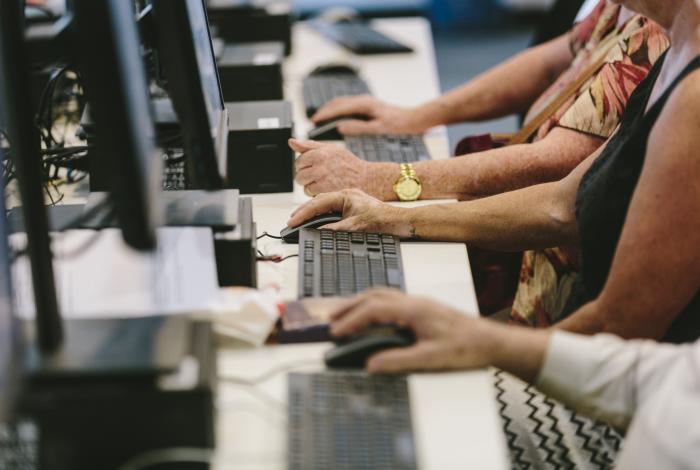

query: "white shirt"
(536, 332), (700, 469)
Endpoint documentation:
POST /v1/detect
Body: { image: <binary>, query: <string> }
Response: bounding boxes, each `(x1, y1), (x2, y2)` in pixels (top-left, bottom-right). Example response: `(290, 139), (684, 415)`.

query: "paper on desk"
(11, 227), (221, 319)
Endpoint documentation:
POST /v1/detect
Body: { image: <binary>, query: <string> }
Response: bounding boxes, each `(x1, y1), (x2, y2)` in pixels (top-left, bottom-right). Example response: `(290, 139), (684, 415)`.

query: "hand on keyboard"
(287, 187), (411, 237)
(329, 289), (489, 374)
(311, 95), (430, 136)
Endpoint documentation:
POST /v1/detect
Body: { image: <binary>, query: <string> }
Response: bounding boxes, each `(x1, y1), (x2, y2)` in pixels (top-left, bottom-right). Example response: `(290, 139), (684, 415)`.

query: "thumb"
(337, 119), (380, 136)
(289, 138), (324, 154)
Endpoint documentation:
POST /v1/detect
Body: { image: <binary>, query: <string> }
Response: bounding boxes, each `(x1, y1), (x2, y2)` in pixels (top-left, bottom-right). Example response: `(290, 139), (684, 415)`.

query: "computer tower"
(207, 0), (293, 55)
(18, 317), (217, 470)
(226, 100), (293, 194)
(216, 41), (284, 102)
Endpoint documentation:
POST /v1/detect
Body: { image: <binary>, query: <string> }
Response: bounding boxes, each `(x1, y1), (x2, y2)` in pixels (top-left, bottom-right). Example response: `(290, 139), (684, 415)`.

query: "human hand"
(286, 188), (411, 237)
(290, 138), (396, 198)
(329, 289), (494, 373)
(311, 95), (428, 136)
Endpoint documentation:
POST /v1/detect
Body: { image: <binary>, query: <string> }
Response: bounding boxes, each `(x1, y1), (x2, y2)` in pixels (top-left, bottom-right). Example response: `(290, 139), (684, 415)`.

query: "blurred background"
(293, 0), (557, 145)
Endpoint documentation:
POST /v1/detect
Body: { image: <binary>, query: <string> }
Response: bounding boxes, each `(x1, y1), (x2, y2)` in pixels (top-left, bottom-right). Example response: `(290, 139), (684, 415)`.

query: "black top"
(565, 52), (700, 343)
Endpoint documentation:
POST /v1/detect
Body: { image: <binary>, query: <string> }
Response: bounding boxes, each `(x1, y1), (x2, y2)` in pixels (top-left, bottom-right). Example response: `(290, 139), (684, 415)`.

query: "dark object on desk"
(324, 325), (416, 369)
(279, 212), (343, 243)
(216, 41), (284, 102)
(288, 372), (417, 469)
(302, 73), (370, 117)
(297, 228), (405, 298)
(310, 62), (359, 76)
(308, 18), (414, 55)
(207, 0), (293, 55)
(226, 100), (294, 193)
(346, 134), (431, 163)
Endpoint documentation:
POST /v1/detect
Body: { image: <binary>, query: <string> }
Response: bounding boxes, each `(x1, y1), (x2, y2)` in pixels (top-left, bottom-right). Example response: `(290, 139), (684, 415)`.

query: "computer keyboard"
(345, 134), (431, 163)
(288, 371), (417, 470)
(161, 148), (187, 190)
(308, 19), (414, 55)
(0, 421), (39, 470)
(298, 228), (405, 298)
(302, 74), (371, 117)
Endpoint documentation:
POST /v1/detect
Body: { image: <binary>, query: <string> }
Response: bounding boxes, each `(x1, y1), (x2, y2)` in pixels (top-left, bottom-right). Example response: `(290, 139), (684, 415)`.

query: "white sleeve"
(535, 331), (692, 430)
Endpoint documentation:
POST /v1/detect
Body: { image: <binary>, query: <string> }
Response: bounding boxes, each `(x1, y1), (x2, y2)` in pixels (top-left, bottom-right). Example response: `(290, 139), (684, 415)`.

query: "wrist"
(364, 162), (401, 201)
(413, 100), (448, 129)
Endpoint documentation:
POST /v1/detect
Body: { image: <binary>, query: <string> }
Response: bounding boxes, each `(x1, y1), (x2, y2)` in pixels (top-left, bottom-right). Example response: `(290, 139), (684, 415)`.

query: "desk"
(215, 18), (509, 469)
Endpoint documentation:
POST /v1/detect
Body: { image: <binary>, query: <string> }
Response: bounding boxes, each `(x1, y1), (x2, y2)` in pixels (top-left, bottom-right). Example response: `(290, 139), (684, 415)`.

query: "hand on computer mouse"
(311, 95), (429, 136)
(290, 138), (394, 199)
(286, 188), (411, 237)
(329, 289), (494, 374)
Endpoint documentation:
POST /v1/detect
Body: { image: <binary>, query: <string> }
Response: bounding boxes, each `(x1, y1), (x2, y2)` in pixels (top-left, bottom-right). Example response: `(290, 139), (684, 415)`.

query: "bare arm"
(311, 34), (573, 134)
(556, 74), (700, 339)
(421, 34), (573, 125)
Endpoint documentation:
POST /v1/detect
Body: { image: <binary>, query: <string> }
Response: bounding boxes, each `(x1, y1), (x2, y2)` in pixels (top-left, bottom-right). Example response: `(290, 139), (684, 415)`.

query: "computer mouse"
(280, 212), (344, 243)
(307, 116), (369, 141)
(310, 62), (360, 76)
(324, 325), (416, 369)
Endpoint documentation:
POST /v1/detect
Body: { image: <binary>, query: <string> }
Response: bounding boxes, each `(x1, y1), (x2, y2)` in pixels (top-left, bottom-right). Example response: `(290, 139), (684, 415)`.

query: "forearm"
(418, 35), (572, 126)
(401, 181), (577, 249)
(481, 321), (552, 383)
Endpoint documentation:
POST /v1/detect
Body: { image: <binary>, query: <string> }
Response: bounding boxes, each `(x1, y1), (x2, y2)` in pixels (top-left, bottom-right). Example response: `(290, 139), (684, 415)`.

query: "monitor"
(151, 0), (227, 190)
(0, 148), (22, 423)
(0, 0), (63, 353)
(71, 0), (163, 250)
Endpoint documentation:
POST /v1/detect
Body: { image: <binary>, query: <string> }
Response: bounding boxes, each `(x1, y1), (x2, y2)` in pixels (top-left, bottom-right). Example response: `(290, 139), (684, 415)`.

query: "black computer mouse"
(310, 62), (360, 76)
(280, 212), (344, 243)
(307, 116), (369, 141)
(324, 325), (416, 369)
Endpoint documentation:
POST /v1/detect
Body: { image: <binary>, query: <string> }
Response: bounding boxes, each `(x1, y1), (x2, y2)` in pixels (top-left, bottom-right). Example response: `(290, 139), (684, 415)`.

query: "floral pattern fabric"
(511, 1), (669, 327)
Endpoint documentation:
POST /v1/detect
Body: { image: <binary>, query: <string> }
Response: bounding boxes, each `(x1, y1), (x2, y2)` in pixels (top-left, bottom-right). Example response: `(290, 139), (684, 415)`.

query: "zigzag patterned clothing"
(494, 370), (623, 470)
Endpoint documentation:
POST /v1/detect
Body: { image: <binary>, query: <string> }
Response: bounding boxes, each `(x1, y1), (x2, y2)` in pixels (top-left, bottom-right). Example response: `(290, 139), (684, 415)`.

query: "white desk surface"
(214, 18), (509, 470)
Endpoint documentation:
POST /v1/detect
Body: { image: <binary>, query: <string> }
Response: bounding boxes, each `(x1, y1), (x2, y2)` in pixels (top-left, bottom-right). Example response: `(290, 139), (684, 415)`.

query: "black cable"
(256, 231), (283, 240)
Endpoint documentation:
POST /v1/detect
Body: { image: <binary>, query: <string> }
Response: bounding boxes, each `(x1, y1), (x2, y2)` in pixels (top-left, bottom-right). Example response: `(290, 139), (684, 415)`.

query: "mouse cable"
(218, 358), (320, 387)
(256, 251), (298, 263)
(256, 231), (283, 240)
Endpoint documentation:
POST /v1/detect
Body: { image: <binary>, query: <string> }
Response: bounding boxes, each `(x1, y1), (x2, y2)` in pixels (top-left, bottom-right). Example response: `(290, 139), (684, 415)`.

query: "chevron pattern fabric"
(492, 370), (623, 470)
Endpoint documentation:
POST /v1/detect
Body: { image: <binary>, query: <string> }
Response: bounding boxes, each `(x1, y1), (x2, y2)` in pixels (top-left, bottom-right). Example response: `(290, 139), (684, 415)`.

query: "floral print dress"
(510, 0), (669, 327)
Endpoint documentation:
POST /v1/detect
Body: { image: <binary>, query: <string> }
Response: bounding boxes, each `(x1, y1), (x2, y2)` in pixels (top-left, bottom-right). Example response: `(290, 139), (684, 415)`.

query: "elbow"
(547, 198), (578, 243)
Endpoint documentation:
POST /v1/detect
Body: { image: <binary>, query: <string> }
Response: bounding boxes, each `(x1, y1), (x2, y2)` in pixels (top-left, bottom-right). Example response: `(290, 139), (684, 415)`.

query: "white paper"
(12, 227), (221, 319)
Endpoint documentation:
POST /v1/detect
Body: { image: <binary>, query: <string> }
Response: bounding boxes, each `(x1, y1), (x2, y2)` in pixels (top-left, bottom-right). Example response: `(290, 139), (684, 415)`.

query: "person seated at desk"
(289, 0), (700, 465)
(292, 0), (667, 202)
(328, 289), (700, 469)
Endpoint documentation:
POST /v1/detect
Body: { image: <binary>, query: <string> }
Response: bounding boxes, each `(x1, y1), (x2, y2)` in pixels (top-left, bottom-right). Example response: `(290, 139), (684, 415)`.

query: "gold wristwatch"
(393, 163), (422, 201)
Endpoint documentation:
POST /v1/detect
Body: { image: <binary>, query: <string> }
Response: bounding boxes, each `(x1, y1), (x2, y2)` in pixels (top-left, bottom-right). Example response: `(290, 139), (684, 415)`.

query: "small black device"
(207, 0), (293, 55)
(288, 372), (417, 469)
(151, 0), (228, 190)
(308, 18), (414, 55)
(280, 212), (343, 243)
(226, 100), (294, 193)
(216, 41), (284, 102)
(302, 73), (370, 117)
(324, 325), (416, 369)
(345, 134), (431, 163)
(297, 228), (405, 298)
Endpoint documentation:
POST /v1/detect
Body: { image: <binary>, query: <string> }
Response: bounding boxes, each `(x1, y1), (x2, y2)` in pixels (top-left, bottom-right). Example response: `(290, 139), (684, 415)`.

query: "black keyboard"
(308, 19), (414, 55)
(288, 372), (417, 470)
(345, 134), (431, 163)
(162, 149), (186, 191)
(298, 228), (405, 298)
(302, 74), (371, 117)
(0, 422), (39, 470)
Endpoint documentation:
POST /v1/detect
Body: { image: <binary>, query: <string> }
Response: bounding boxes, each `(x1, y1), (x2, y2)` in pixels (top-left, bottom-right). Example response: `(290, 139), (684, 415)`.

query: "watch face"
(397, 178), (421, 200)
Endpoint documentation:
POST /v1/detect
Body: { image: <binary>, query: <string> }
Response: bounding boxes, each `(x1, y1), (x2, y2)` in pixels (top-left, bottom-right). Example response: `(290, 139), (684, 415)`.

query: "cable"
(256, 252), (298, 263)
(256, 231), (283, 240)
(218, 358), (320, 386)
